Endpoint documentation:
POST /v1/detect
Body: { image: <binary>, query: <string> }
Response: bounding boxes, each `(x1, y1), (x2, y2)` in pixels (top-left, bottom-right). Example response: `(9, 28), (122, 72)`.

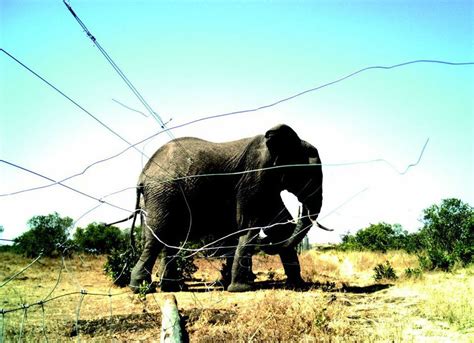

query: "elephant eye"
(306, 145), (320, 158)
(308, 157), (320, 165)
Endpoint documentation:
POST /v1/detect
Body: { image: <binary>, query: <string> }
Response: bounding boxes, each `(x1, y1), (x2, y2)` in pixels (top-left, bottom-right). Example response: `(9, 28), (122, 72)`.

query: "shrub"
(373, 261), (398, 281)
(104, 247), (141, 287)
(0, 245), (14, 253)
(104, 226), (142, 287)
(340, 223), (410, 252)
(339, 222), (427, 253)
(175, 246), (198, 280)
(401, 231), (426, 253)
(420, 198), (473, 270)
(404, 267), (423, 279)
(13, 212), (73, 257)
(104, 226), (198, 287)
(74, 222), (126, 254)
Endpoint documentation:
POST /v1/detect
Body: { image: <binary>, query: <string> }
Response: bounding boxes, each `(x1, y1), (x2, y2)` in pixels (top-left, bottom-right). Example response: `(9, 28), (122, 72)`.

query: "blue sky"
(1, 0), (473, 243)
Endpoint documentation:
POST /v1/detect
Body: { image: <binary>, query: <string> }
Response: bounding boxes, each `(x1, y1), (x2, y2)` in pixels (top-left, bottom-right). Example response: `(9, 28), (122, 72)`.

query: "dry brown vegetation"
(1, 250), (473, 342)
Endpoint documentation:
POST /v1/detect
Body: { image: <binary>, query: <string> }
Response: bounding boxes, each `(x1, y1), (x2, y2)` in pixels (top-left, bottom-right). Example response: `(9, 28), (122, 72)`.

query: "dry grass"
(1, 250), (472, 342)
(406, 267), (474, 331)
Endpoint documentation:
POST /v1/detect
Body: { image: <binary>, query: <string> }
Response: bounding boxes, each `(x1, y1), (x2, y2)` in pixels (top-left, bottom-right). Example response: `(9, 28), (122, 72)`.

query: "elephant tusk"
(315, 221), (333, 231)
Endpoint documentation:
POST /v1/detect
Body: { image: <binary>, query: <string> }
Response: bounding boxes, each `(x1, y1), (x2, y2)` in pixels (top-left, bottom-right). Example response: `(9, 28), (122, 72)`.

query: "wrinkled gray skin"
(130, 124), (323, 292)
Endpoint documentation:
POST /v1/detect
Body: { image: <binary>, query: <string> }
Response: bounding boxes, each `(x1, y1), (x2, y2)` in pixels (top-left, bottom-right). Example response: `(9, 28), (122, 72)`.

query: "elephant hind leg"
(228, 233), (256, 292)
(130, 233), (163, 293)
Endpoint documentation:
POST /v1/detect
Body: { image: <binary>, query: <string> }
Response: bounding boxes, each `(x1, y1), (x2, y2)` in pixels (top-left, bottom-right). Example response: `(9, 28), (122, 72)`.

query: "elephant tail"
(104, 184), (144, 251)
(104, 213), (136, 227)
(129, 183), (144, 251)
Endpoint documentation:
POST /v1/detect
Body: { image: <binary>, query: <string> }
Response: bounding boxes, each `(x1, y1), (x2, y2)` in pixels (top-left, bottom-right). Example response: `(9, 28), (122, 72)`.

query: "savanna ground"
(0, 250), (473, 342)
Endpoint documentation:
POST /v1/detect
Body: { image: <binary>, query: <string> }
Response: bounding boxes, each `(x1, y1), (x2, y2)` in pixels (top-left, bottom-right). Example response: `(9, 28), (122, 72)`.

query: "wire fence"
(1, 3), (473, 341)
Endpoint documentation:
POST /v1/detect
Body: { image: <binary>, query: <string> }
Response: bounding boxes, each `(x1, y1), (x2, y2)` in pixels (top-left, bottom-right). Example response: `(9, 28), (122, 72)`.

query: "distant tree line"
(1, 198), (472, 276)
(339, 223), (423, 253)
(339, 198), (473, 271)
(2, 212), (129, 257)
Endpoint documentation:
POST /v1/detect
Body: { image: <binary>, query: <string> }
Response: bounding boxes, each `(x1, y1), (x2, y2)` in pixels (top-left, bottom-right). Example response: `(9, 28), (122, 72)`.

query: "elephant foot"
(227, 282), (254, 292)
(220, 273), (256, 290)
(285, 276), (306, 290)
(219, 269), (231, 290)
(217, 277), (231, 290)
(219, 272), (255, 290)
(247, 272), (257, 282)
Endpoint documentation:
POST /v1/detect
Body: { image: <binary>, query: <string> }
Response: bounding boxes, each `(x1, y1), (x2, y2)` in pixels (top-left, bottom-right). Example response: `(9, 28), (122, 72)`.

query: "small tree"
(74, 222), (126, 254)
(104, 226), (143, 287)
(340, 222), (407, 252)
(0, 225), (12, 252)
(14, 212), (73, 257)
(373, 261), (398, 282)
(401, 231), (426, 253)
(104, 246), (142, 287)
(420, 198), (473, 270)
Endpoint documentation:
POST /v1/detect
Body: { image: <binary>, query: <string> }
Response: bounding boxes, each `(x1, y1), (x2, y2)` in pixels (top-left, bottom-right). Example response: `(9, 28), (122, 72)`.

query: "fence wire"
(1, 42), (473, 340)
(0, 132), (430, 341)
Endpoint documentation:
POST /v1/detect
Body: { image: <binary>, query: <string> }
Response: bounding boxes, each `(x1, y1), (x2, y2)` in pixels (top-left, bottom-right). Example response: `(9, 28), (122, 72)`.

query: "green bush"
(104, 226), (198, 287)
(174, 246), (198, 280)
(104, 247), (141, 287)
(0, 243), (15, 253)
(420, 198), (473, 271)
(373, 261), (398, 281)
(401, 231), (426, 253)
(340, 223), (412, 252)
(73, 222), (126, 254)
(404, 267), (423, 279)
(339, 222), (426, 253)
(13, 212), (73, 257)
(103, 226), (142, 287)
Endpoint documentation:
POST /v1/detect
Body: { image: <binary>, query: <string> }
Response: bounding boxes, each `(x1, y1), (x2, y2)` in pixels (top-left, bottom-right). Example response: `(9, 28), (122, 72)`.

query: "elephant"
(126, 124), (325, 292)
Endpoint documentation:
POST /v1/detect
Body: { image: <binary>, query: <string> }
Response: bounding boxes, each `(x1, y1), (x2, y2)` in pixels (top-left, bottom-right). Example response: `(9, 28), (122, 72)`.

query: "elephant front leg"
(228, 232), (257, 292)
(221, 254), (256, 290)
(279, 247), (305, 288)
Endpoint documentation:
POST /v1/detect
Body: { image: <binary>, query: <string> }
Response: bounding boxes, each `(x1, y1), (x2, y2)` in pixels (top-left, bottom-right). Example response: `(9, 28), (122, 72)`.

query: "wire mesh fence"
(1, 3), (473, 341)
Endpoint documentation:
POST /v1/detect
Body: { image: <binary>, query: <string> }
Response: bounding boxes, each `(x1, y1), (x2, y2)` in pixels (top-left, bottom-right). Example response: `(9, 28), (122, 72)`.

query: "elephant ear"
(264, 124), (301, 159)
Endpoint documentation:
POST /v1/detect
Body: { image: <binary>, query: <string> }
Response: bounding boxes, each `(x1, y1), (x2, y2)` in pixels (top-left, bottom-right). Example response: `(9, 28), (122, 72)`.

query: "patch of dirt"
(68, 312), (161, 337)
(67, 307), (238, 339)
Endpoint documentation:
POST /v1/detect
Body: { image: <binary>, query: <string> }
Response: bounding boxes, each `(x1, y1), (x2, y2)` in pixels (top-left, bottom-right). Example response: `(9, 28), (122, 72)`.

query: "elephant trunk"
(278, 190), (330, 249)
(259, 207), (313, 254)
(279, 207), (313, 249)
(259, 189), (329, 253)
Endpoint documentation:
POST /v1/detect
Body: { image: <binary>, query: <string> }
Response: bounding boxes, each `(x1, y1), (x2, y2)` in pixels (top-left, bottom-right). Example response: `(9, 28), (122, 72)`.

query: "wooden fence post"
(160, 294), (183, 343)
